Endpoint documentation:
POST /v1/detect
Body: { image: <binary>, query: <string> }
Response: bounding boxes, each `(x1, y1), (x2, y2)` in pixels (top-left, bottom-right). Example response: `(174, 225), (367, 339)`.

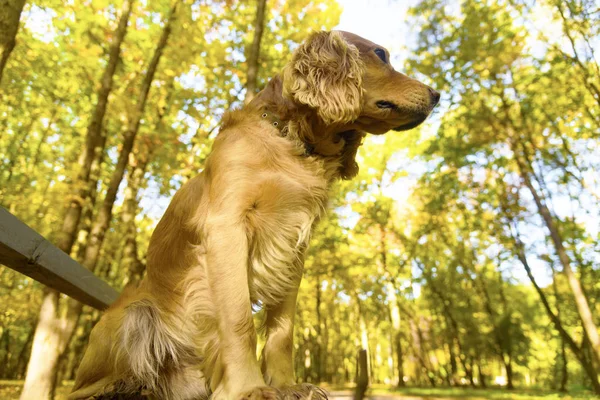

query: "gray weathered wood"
(0, 207), (119, 309)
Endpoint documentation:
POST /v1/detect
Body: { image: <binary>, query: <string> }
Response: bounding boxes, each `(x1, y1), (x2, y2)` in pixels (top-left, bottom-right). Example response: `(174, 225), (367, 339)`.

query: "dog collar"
(260, 110), (315, 156)
(260, 110), (284, 132)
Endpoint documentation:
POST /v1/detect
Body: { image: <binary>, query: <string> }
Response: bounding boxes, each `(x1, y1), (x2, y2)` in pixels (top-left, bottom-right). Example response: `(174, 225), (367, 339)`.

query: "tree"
(0, 0), (26, 85)
(19, 2), (134, 398)
(244, 0), (267, 103)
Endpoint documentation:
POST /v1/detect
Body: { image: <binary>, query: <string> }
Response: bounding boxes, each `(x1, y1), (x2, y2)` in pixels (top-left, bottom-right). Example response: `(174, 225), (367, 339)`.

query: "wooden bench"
(0, 207), (119, 310)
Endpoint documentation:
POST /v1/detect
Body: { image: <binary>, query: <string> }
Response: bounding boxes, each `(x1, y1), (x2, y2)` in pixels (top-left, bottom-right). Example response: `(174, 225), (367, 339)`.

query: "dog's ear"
(283, 31), (363, 124)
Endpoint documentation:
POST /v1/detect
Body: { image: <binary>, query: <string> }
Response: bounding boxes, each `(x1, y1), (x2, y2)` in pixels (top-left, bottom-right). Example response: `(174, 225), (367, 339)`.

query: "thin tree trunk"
(446, 339), (458, 386)
(477, 360), (487, 388)
(550, 258), (569, 393)
(121, 152), (149, 288)
(417, 261), (470, 386)
(14, 322), (34, 379)
(0, 328), (10, 378)
(559, 338), (568, 392)
(82, 0), (178, 276)
(322, 309), (330, 382)
(56, 0), (134, 255)
(418, 323), (437, 387)
(19, 4), (133, 398)
(354, 349), (368, 400)
(244, 0), (267, 103)
(73, 128), (108, 263)
(314, 275), (323, 382)
(504, 358), (514, 390)
(0, 0), (26, 85)
(395, 332), (405, 387)
(473, 270), (514, 389)
(355, 294), (370, 383)
(512, 232), (600, 394)
(516, 154), (600, 365)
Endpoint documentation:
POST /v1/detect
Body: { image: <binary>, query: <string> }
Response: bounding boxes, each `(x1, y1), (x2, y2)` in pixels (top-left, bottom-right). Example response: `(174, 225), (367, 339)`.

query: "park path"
(328, 390), (452, 400)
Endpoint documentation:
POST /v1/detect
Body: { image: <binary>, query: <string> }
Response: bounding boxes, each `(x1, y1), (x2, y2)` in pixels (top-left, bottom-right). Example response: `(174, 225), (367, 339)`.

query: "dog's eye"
(374, 48), (387, 63)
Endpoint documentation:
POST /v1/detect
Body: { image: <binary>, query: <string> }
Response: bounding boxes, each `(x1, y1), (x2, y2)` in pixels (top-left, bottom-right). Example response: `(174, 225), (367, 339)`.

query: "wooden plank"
(0, 207), (119, 310)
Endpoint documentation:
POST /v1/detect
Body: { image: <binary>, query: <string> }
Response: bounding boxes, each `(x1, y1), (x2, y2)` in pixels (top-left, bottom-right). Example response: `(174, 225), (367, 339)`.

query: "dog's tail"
(116, 297), (196, 389)
(70, 294), (204, 399)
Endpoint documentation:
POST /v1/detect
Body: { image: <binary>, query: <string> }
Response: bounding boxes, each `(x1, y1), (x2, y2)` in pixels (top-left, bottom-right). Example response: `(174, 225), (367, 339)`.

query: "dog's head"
(281, 30), (439, 152)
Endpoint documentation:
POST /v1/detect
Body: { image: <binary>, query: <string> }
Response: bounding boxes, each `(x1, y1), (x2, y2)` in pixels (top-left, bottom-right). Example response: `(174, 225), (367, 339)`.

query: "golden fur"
(69, 31), (439, 400)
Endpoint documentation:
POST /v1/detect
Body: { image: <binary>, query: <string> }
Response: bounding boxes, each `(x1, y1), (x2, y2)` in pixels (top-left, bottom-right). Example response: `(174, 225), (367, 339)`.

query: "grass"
(325, 383), (598, 399)
(0, 380), (73, 400)
(376, 386), (599, 399)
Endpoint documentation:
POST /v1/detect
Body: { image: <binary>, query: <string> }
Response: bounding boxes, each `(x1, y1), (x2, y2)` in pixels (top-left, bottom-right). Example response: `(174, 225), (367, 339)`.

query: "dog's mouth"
(375, 100), (399, 111)
(392, 115), (428, 131)
(376, 100), (429, 131)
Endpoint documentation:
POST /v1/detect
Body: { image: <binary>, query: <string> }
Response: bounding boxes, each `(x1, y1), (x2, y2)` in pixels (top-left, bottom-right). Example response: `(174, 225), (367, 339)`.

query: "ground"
(0, 381), (597, 400)
(329, 387), (598, 400)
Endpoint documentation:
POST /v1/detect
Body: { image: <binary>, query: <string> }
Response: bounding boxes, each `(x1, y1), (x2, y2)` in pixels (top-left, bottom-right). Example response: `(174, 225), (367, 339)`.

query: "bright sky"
(335, 0), (419, 67)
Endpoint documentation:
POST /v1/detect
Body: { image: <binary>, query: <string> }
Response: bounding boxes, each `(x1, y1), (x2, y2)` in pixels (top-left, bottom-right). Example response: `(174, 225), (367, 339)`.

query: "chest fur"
(245, 169), (328, 306)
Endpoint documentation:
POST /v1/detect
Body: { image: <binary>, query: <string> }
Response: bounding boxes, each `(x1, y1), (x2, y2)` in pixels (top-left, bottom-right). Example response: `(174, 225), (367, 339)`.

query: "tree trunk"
(355, 294), (370, 382)
(513, 234), (600, 394)
(504, 357), (514, 390)
(477, 361), (487, 388)
(411, 318), (436, 387)
(420, 264), (469, 386)
(19, 4), (134, 399)
(322, 303), (330, 382)
(244, 0), (267, 103)
(463, 355), (475, 387)
(19, 289), (77, 400)
(395, 332), (405, 387)
(474, 270), (514, 389)
(0, 328), (10, 378)
(121, 150), (150, 287)
(0, 0), (26, 85)
(56, 0), (134, 255)
(447, 340), (458, 386)
(314, 276), (322, 382)
(13, 322), (34, 379)
(516, 150), (600, 365)
(559, 338), (568, 392)
(73, 129), (108, 263)
(354, 349), (368, 400)
(81, 0), (178, 275)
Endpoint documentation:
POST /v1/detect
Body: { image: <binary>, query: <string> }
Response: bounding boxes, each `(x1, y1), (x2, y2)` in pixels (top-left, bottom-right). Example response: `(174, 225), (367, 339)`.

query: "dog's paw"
(277, 384), (328, 400)
(239, 386), (279, 400)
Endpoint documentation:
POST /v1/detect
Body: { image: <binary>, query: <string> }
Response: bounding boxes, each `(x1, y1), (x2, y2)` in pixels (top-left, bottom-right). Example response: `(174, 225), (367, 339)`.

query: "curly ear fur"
(282, 31), (363, 125)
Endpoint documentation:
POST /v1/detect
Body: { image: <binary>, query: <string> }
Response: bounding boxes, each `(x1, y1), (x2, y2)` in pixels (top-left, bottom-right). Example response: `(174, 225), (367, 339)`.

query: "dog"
(69, 31), (439, 400)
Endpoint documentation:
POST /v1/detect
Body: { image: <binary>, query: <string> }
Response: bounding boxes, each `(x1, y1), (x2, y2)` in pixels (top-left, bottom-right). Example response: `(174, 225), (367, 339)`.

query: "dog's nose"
(429, 88), (441, 105)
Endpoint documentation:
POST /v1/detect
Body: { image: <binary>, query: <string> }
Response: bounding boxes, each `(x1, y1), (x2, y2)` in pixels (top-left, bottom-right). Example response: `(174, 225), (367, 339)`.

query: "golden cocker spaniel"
(69, 31), (439, 400)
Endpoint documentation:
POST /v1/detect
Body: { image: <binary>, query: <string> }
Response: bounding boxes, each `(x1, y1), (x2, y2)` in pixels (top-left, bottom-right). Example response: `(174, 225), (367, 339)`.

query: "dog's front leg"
(261, 279), (328, 400)
(205, 217), (275, 400)
(261, 285), (299, 387)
